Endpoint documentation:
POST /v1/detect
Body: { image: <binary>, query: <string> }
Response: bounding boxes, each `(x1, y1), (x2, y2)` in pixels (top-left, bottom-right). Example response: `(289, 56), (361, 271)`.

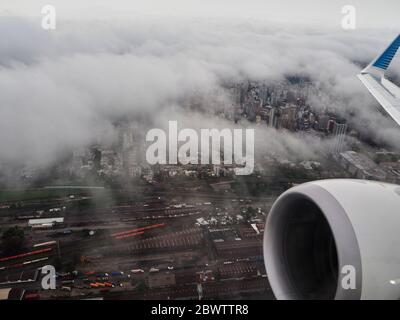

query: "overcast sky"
(2, 0), (399, 29)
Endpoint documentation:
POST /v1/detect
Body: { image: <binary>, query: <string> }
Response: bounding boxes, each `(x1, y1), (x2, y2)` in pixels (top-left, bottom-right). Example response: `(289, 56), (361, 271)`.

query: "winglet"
(361, 34), (400, 77)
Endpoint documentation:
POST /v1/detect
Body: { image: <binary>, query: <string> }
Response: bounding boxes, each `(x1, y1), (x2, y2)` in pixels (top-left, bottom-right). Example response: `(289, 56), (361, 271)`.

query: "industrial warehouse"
(0, 188), (272, 300)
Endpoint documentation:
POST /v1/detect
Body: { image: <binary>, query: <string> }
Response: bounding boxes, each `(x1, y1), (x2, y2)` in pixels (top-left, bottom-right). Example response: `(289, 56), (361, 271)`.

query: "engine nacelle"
(263, 179), (400, 299)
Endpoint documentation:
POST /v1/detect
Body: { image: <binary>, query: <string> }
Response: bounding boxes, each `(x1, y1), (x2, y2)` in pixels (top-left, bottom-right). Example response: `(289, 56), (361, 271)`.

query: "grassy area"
(0, 188), (91, 203)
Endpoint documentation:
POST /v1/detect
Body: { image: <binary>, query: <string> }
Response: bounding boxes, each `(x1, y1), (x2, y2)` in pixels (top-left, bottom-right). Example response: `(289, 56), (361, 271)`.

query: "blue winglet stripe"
(373, 35), (400, 70)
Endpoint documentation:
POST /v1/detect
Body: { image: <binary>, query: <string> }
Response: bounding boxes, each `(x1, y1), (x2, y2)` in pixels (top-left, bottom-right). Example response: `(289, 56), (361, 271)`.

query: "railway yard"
(0, 188), (275, 300)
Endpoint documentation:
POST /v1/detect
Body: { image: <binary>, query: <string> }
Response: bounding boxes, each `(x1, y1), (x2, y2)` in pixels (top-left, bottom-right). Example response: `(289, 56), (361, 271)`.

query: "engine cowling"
(263, 179), (400, 300)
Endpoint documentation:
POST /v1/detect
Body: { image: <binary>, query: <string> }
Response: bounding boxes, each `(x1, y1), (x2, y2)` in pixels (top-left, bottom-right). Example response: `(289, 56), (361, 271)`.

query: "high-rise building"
(331, 121), (347, 154)
(318, 115), (330, 131)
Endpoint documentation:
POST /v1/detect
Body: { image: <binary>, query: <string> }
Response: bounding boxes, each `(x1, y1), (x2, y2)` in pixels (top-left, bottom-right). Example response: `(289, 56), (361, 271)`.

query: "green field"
(0, 190), (71, 203)
(0, 187), (104, 203)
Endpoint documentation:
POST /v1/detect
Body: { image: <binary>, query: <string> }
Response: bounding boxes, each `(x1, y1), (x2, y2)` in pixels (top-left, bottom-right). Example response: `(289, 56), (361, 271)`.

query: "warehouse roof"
(28, 217), (64, 226)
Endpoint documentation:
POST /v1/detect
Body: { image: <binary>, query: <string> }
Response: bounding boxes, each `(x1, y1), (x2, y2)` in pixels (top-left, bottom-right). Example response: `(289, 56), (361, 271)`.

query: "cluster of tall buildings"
(65, 80), (352, 181)
(68, 124), (146, 179)
(230, 81), (348, 145)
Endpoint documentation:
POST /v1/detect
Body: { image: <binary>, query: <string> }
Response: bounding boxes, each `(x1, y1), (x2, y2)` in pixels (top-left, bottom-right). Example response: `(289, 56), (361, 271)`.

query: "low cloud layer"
(0, 16), (399, 172)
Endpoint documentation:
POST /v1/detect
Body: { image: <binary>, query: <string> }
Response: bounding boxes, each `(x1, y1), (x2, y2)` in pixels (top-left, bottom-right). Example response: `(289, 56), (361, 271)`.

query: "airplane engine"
(263, 179), (400, 299)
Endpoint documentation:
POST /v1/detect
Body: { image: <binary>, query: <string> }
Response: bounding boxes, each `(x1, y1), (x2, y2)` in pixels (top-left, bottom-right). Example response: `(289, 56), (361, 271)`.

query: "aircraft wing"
(358, 73), (400, 125)
(358, 34), (400, 125)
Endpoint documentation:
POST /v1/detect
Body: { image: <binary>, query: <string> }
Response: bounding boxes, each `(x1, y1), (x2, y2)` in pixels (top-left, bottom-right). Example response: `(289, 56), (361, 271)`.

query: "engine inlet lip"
(264, 183), (362, 300)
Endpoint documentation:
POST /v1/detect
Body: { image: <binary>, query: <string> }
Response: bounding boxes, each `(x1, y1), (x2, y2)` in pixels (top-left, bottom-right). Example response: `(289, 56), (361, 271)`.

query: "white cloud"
(0, 16), (399, 170)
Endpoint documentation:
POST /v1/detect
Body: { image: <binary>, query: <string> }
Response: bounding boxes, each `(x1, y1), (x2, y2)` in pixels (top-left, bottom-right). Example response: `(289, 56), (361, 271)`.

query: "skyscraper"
(331, 120), (347, 154)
